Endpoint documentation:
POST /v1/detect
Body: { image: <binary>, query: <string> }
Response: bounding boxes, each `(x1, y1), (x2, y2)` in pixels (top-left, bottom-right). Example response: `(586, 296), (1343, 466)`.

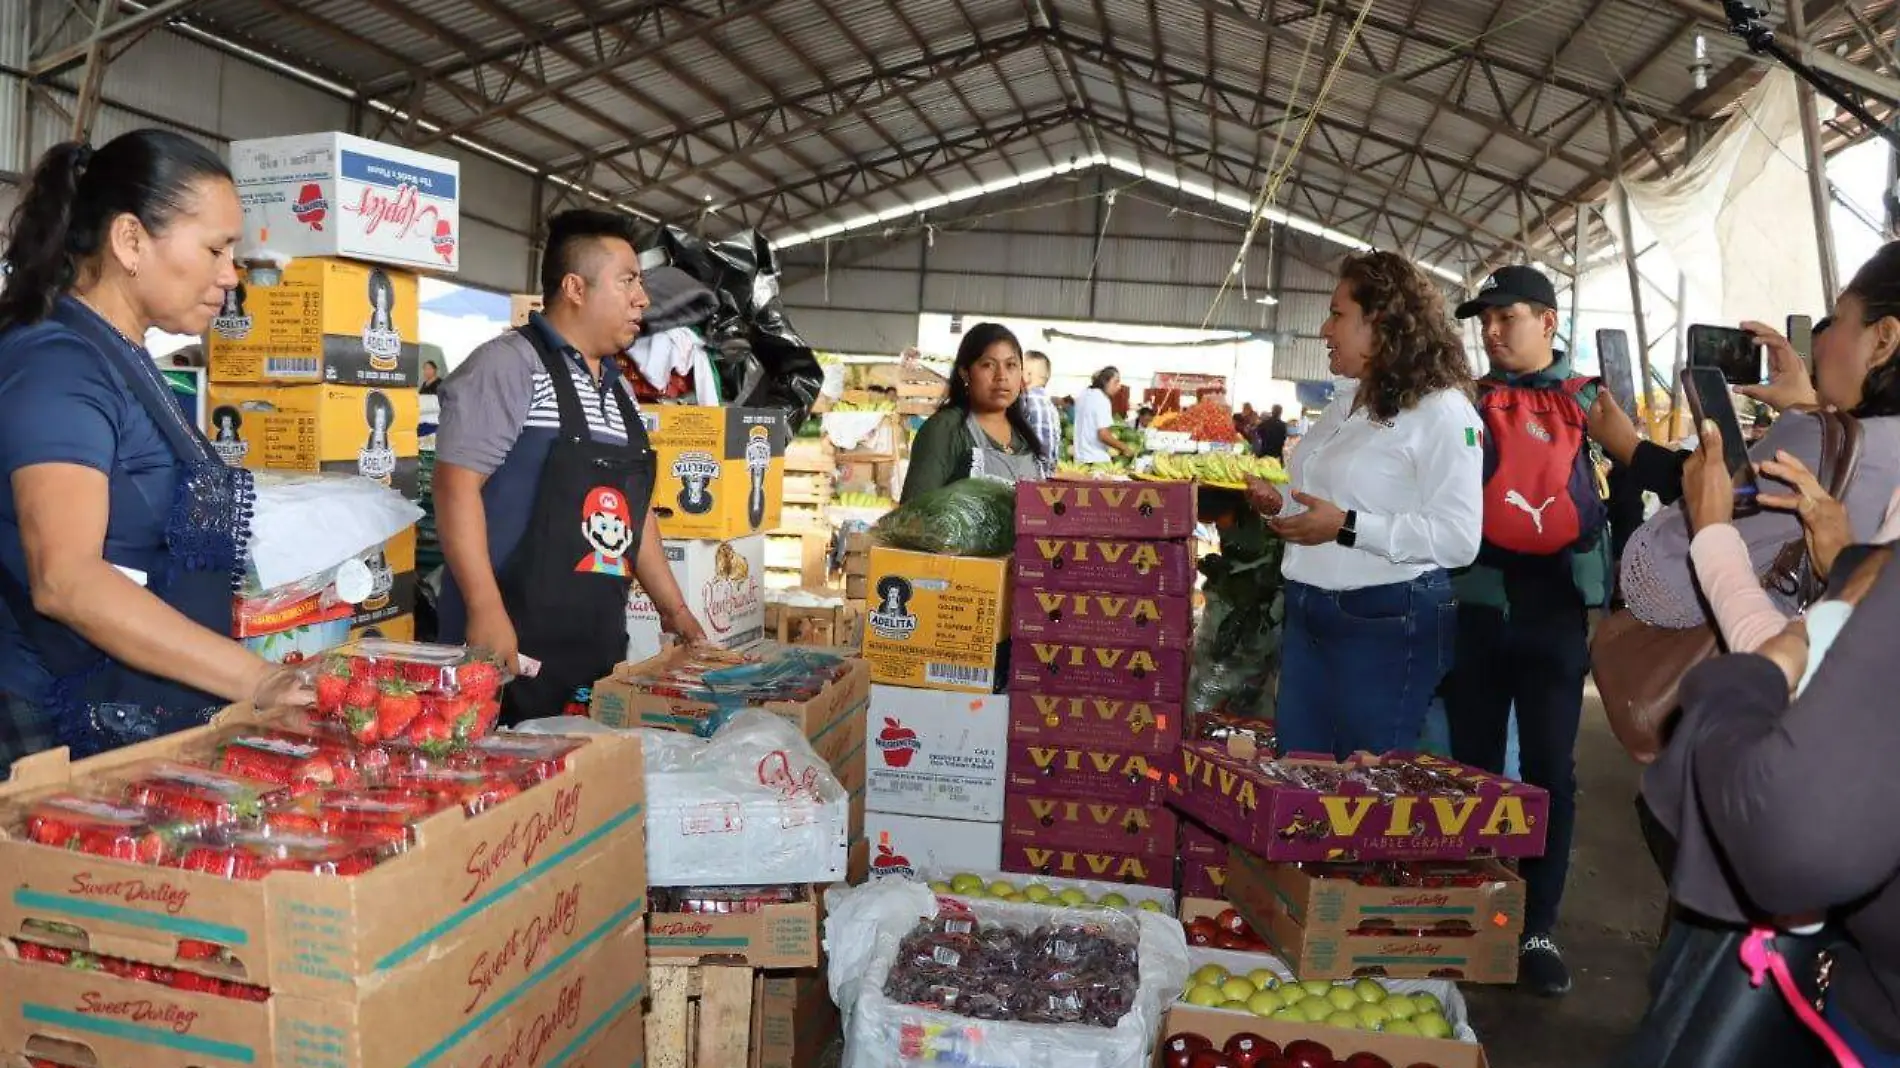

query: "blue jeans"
(1419, 699), (1521, 779)
(1829, 997), (1900, 1065)
(1276, 572), (1456, 760)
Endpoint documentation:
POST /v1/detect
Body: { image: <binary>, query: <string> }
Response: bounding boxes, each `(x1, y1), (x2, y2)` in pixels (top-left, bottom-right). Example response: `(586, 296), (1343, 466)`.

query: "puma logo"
(1504, 490), (1558, 533)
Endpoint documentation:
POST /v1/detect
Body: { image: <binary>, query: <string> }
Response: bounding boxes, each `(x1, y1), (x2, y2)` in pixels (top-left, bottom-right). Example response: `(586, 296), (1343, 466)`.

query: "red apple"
(1283, 1040), (1335, 1068)
(1342, 1055), (1392, 1068)
(1216, 907), (1251, 935)
(1163, 1033), (1213, 1068)
(1224, 1032), (1282, 1067)
(1215, 932), (1253, 950)
(1188, 1052), (1237, 1068)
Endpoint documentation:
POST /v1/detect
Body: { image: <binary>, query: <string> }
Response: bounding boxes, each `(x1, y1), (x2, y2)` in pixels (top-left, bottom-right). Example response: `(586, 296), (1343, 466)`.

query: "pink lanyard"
(1742, 927), (1863, 1067)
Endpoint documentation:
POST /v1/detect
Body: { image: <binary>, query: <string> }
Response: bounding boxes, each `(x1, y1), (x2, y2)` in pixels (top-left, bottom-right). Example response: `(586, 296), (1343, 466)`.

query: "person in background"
(435, 209), (703, 724)
(901, 323), (1051, 501)
(420, 359), (442, 396)
(1074, 366), (1137, 465)
(1136, 406), (1156, 430)
(0, 131), (309, 770)
(1244, 251), (1482, 760)
(1020, 350), (1063, 463)
(1254, 403), (1289, 460)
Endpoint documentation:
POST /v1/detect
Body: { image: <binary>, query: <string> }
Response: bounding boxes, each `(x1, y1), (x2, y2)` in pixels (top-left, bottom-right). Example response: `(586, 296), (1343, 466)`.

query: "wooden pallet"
(782, 472), (835, 506)
(644, 964), (756, 1068)
(784, 437), (836, 473)
(766, 599), (863, 647)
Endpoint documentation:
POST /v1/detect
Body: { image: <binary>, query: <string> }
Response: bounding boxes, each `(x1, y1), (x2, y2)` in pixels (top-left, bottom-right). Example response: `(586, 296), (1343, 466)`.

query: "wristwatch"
(1335, 509), (1358, 548)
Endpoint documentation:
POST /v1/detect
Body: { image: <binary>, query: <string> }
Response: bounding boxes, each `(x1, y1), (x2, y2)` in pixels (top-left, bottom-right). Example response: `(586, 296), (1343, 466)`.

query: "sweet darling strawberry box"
(1168, 742), (1550, 863)
(0, 705), (649, 1068)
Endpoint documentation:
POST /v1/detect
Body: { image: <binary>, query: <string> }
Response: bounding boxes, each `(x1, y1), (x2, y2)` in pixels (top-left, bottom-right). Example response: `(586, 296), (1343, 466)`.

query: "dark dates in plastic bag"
(882, 914), (1138, 1028)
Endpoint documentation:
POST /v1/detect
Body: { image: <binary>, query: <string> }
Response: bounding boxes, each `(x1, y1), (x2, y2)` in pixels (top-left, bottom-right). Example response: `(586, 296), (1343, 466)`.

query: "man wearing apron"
(435, 210), (705, 724)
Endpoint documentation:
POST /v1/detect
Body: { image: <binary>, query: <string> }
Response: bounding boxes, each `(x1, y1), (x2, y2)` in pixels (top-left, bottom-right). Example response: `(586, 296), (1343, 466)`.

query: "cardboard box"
(1013, 480), (1197, 538)
(1179, 817), (1226, 861)
(1005, 692), (1182, 756)
(590, 646), (869, 739)
(648, 887), (820, 968)
(1008, 640), (1187, 702)
(859, 812), (1002, 880)
(564, 1003), (647, 1068)
(0, 708), (647, 1002)
(627, 536), (767, 661)
(1001, 789), (1176, 856)
(1182, 857), (1228, 897)
(861, 548), (1010, 694)
(1233, 850), (1526, 938)
(205, 383), (421, 492)
(752, 969), (836, 1068)
(999, 840), (1172, 888)
(864, 686), (1007, 822)
(1172, 743), (1552, 863)
(644, 405), (789, 540)
(1009, 588), (1193, 649)
(1010, 534), (1196, 594)
(348, 612), (414, 643)
(230, 131), (461, 272)
(1005, 741), (1169, 806)
(206, 257), (421, 386)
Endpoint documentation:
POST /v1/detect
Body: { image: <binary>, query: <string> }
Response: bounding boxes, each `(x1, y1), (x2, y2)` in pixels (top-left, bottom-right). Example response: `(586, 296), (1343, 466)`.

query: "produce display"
(622, 644), (853, 736)
(1182, 907), (1270, 953)
(1178, 964), (1453, 1039)
(883, 912), (1140, 1026)
(1145, 453), (1289, 487)
(307, 639), (509, 752)
(1162, 1029), (1446, 1068)
(1152, 403), (1243, 443)
(1194, 712), (1279, 754)
(924, 870), (1168, 913)
(13, 939), (271, 1002)
(835, 490), (897, 510)
(830, 399), (897, 413)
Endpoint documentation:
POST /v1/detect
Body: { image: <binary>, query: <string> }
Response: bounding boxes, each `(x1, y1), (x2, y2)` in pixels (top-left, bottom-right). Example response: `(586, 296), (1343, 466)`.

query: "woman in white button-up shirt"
(1245, 251), (1485, 759)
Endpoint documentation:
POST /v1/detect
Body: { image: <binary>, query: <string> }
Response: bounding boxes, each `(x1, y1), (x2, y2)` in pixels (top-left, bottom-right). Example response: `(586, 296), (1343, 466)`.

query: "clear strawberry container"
(453, 734), (586, 783)
(212, 728), (375, 793)
(118, 761), (288, 830)
(166, 828), (384, 880)
(392, 765), (533, 816)
(15, 793), (177, 864)
(305, 639), (509, 750)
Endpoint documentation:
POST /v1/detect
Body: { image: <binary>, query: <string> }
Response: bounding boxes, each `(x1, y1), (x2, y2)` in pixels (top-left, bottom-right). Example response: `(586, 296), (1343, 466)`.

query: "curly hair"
(1339, 251), (1473, 422)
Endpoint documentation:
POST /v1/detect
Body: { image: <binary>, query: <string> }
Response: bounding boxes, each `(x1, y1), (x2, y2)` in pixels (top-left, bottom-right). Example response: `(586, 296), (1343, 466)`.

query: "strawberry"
(402, 661), (439, 687)
(314, 672), (349, 717)
(216, 735), (338, 790)
(376, 682), (422, 738)
(168, 970), (225, 996)
(262, 808), (324, 835)
(175, 939), (225, 962)
(25, 795), (170, 862)
(172, 843), (272, 880)
(405, 713), (456, 757)
(371, 658), (404, 682)
(455, 660), (504, 701)
(122, 764), (272, 829)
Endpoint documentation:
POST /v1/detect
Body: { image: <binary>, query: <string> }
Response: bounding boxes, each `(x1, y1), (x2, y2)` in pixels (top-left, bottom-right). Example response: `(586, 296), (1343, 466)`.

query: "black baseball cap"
(1455, 265), (1559, 319)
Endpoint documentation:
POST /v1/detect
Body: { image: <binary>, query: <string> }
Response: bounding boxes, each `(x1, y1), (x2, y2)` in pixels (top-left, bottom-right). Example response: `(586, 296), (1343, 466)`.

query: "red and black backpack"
(1475, 376), (1607, 556)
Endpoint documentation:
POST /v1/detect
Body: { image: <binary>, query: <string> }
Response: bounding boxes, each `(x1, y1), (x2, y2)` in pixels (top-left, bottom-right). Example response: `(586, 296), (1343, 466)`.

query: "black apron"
(496, 326), (656, 725)
(0, 298), (248, 758)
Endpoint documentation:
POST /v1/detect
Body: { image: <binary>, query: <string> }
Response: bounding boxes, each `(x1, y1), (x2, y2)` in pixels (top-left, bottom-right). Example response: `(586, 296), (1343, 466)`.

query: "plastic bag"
(246, 472), (422, 593)
(873, 479), (1016, 557)
(824, 880), (1190, 1068)
(642, 224), (823, 427)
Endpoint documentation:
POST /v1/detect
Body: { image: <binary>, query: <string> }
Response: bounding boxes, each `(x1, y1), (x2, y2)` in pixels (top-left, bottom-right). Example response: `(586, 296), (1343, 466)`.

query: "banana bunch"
(1149, 453), (1290, 485)
(831, 400), (897, 413)
(836, 491), (896, 509)
(1055, 461), (1129, 479)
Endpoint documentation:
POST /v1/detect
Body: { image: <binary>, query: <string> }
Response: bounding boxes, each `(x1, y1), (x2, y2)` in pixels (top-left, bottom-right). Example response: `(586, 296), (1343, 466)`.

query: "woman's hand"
(1681, 420), (1735, 533)
(659, 602), (708, 644)
(250, 662), (314, 710)
(1271, 491), (1347, 545)
(1758, 450), (1851, 580)
(1736, 322), (1818, 412)
(1243, 474), (1284, 517)
(466, 605), (521, 674)
(1756, 617), (1809, 693)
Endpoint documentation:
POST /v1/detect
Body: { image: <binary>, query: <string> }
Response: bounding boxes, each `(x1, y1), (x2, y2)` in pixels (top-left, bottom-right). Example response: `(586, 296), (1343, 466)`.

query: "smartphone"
(1688, 324), (1766, 386)
(1787, 314), (1815, 371)
(1682, 365), (1761, 517)
(1595, 328), (1640, 422)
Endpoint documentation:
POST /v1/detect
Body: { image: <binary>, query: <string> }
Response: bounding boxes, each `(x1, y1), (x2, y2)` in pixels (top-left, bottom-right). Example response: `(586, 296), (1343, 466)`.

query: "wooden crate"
(645, 964), (757, 1068)
(765, 530), (833, 588)
(783, 472), (834, 506)
(767, 598), (863, 647)
(779, 503), (827, 533)
(784, 436), (836, 473)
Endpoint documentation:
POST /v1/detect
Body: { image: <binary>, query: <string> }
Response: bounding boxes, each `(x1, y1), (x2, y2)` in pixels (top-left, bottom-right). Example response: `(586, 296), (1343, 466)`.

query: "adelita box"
(206, 258), (421, 387)
(1010, 535), (1197, 595)
(643, 405), (789, 540)
(1014, 481), (1197, 539)
(861, 548), (1011, 694)
(204, 383), (421, 499)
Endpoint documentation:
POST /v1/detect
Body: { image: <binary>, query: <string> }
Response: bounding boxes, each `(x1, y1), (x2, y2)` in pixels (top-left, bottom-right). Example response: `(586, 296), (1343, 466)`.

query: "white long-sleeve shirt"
(1276, 381), (1485, 591)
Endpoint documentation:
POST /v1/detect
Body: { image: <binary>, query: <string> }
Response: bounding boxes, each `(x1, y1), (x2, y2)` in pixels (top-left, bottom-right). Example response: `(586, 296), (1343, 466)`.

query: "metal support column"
(1606, 107), (1658, 413)
(1788, 0), (1841, 303)
(29, 0), (205, 141)
(527, 176), (546, 293)
(1568, 209), (1589, 358)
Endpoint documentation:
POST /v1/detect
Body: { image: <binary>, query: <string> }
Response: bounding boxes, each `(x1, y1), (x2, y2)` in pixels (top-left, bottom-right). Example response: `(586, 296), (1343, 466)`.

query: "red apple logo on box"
(877, 717), (921, 768)
(871, 839), (914, 878)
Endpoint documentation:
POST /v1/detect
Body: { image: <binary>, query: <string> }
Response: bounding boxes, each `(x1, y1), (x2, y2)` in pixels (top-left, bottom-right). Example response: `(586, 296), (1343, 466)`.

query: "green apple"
(1057, 888), (1089, 907)
(1353, 978), (1387, 1004)
(1326, 1011), (1363, 1031)
(1272, 1006), (1307, 1024)
(1356, 1003), (1391, 1030)
(1184, 983), (1226, 1007)
(1278, 983), (1309, 1005)
(1326, 986), (1360, 1012)
(1247, 968), (1280, 991)
(1300, 980), (1333, 998)
(1098, 892), (1129, 909)
(1223, 999), (1252, 1012)
(1193, 964), (1229, 987)
(1383, 994), (1418, 1020)
(1301, 998), (1335, 1023)
(926, 880), (952, 893)
(1384, 1019), (1421, 1037)
(1413, 993), (1443, 1016)
(949, 873), (985, 894)
(1136, 899), (1164, 912)
(1023, 884), (1055, 904)
(987, 880), (1015, 897)
(1247, 989), (1284, 1016)
(1220, 977), (1257, 1002)
(1415, 1010), (1453, 1039)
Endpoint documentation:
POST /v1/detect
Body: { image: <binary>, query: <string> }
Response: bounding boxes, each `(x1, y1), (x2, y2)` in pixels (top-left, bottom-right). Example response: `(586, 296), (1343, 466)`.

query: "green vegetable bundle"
(872, 478), (1016, 557)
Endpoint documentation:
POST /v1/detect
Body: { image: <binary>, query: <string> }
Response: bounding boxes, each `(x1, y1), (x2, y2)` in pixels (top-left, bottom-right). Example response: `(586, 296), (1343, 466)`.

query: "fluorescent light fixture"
(1255, 295), (1279, 306)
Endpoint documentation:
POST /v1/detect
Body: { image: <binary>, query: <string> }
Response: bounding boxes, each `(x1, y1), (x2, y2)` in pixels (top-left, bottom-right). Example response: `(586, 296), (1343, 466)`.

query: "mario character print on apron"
(577, 486), (635, 577)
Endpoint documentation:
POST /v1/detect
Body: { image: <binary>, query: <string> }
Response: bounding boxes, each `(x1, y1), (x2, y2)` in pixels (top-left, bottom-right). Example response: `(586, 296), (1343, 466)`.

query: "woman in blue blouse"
(0, 130), (306, 771)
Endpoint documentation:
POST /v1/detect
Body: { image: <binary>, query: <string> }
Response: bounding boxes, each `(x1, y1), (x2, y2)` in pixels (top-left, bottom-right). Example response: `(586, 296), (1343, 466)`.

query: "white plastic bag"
(824, 880), (1191, 1068)
(247, 471), (422, 591)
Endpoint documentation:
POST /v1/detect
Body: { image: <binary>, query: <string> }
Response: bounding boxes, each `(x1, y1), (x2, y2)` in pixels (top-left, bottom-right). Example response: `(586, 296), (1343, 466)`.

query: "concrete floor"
(1461, 688), (1669, 1068)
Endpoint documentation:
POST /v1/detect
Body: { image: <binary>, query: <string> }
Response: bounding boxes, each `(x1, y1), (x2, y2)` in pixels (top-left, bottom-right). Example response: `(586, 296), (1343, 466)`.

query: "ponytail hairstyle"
(0, 130), (233, 329)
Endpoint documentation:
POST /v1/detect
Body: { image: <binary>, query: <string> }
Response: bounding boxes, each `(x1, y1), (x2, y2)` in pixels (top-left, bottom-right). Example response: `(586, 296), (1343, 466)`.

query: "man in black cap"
(1443, 264), (1612, 998)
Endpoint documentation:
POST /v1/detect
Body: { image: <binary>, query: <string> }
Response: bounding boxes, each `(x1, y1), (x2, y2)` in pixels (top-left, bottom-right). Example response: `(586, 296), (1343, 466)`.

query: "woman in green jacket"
(901, 323), (1053, 503)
